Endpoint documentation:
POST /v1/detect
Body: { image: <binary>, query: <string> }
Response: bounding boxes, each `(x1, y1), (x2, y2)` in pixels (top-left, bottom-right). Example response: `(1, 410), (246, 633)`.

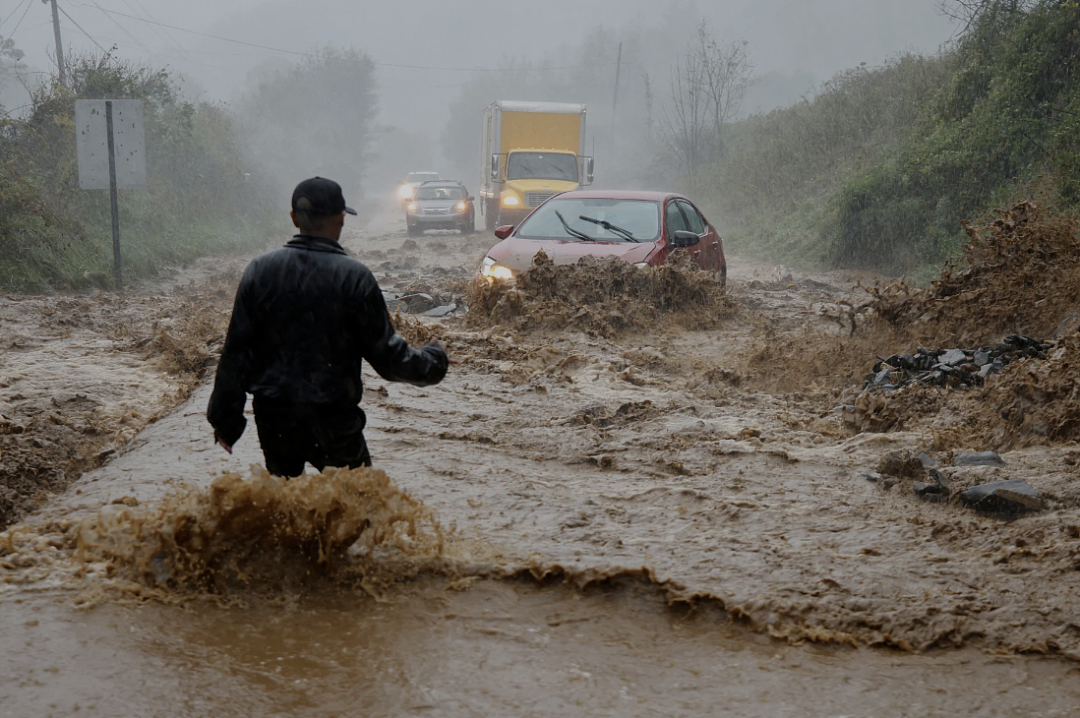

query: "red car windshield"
(514, 198), (661, 242)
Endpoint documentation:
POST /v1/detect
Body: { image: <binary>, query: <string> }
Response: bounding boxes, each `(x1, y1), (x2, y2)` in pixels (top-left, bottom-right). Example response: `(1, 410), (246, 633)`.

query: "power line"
(55, 4), (107, 54)
(6, 0), (34, 38)
(85, 0), (157, 57)
(127, 0), (196, 64)
(69, 3), (612, 74)
(0, 0), (31, 32)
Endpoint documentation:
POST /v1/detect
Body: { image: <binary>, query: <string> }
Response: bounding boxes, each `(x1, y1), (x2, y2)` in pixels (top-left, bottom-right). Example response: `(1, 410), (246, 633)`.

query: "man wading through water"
(207, 177), (448, 476)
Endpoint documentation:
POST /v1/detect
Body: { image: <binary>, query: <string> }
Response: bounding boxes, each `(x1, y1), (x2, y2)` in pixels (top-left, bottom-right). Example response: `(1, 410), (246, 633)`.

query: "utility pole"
(44, 0), (65, 87)
(610, 42), (622, 156)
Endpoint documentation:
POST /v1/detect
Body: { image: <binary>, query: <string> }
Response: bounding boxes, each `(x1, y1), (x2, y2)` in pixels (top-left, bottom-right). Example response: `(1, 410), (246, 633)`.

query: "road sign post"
(74, 99), (146, 291)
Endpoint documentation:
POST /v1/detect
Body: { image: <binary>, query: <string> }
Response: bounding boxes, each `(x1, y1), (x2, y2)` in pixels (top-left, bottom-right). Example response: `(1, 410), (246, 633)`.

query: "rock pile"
(868, 449), (1043, 516)
(864, 334), (1051, 391)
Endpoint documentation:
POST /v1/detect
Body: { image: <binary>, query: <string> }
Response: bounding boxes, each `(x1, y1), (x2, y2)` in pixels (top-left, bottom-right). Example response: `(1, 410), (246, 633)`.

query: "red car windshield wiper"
(555, 210), (596, 242)
(579, 215), (638, 242)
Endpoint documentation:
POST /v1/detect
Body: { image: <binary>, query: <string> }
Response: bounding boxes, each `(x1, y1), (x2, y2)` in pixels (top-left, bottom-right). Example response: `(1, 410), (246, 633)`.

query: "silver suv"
(405, 181), (476, 236)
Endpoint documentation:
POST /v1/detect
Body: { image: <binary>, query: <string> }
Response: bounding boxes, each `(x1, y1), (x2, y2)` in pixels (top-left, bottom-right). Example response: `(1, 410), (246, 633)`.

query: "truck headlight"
(502, 195), (519, 207)
(398, 185), (414, 199)
(481, 256), (513, 280)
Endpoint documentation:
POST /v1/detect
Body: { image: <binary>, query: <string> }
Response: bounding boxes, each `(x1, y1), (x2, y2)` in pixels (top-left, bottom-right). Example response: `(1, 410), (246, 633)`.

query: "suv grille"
(525, 192), (556, 208)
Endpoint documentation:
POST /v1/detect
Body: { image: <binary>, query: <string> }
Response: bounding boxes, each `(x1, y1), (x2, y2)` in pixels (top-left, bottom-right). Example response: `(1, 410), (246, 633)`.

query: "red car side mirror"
(494, 225), (514, 240)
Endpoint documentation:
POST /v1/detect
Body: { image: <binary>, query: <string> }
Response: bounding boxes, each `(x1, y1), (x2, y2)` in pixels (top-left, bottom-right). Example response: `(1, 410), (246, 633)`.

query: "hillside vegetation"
(0, 53), (276, 292)
(712, 0), (1080, 275)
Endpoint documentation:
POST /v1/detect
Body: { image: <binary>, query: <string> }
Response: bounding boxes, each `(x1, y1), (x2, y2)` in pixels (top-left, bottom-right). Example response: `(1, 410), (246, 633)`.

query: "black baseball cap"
(291, 177), (357, 216)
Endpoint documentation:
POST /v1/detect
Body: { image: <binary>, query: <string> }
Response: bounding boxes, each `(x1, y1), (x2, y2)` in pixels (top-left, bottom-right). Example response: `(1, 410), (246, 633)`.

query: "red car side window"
(665, 200), (689, 237)
(678, 200), (707, 235)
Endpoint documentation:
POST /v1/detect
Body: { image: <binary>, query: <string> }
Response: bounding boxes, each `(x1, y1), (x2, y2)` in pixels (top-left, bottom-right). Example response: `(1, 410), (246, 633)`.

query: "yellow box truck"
(480, 100), (594, 229)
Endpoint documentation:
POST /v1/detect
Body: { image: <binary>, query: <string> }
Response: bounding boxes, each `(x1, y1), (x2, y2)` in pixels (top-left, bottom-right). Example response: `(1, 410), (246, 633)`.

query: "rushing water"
(4, 213), (1080, 717)
(4, 578), (1079, 718)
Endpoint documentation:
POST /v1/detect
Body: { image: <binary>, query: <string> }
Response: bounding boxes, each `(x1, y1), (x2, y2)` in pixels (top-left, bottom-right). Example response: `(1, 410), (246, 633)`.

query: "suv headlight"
(455, 201), (467, 212)
(481, 256), (513, 280)
(407, 202), (418, 213)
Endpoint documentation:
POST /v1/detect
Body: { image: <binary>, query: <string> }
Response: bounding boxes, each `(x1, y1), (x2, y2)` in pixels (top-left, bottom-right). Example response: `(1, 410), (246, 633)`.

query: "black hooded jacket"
(207, 234), (448, 446)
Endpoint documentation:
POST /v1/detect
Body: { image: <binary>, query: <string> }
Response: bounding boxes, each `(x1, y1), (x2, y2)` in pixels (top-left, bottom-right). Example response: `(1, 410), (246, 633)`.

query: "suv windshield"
(507, 153), (578, 182)
(407, 173), (440, 184)
(515, 198), (660, 242)
(416, 186), (465, 200)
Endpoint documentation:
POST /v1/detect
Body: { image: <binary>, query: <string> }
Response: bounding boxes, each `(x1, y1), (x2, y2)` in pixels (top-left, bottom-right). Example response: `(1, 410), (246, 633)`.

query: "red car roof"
(552, 189), (686, 202)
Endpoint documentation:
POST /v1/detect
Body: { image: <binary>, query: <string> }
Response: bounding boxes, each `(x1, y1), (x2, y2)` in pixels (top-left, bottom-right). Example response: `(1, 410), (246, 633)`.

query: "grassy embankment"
(711, 0), (1080, 278)
(0, 54), (276, 293)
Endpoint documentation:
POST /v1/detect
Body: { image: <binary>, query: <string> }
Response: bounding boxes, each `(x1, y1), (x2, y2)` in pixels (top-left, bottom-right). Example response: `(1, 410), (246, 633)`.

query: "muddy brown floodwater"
(2, 200), (1080, 717)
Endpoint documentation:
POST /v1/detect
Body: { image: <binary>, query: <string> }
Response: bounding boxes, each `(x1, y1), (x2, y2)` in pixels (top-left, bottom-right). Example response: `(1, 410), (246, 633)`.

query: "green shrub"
(0, 51), (277, 292)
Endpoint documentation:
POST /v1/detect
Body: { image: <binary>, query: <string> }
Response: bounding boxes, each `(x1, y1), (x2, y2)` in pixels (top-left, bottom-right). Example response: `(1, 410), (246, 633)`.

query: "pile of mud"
(1, 272), (237, 530)
(466, 251), (734, 338)
(867, 201), (1080, 346)
(845, 334), (1080, 449)
(975, 335), (1080, 449)
(75, 466), (447, 598)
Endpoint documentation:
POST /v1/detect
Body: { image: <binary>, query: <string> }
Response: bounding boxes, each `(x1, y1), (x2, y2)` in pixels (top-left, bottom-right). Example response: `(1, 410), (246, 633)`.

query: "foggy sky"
(5, 0), (957, 163)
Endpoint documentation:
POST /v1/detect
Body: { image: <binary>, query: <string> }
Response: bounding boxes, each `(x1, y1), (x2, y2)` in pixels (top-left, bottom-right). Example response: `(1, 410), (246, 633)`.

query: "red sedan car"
(480, 190), (727, 285)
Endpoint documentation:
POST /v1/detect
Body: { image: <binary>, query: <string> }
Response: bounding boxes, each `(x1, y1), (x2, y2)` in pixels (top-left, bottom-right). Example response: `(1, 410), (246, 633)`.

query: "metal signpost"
(74, 99), (146, 290)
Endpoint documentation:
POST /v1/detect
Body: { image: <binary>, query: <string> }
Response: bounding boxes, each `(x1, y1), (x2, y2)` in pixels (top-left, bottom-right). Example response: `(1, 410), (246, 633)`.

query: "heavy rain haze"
(6, 1), (1080, 716)
(5, 0), (956, 190)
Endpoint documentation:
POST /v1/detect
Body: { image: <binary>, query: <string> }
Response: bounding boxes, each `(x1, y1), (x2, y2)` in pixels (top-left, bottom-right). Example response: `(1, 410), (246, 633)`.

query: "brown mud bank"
(0, 266), (243, 529)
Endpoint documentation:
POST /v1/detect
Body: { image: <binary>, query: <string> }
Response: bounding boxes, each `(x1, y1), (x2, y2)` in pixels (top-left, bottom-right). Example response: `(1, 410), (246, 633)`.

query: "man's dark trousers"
(252, 397), (372, 477)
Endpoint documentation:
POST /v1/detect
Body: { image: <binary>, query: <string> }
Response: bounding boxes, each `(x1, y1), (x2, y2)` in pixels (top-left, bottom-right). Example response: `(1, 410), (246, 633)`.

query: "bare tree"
(659, 22), (754, 190)
(696, 21), (754, 162)
(642, 71), (654, 142)
(659, 45), (709, 191)
(938, 0), (1040, 35)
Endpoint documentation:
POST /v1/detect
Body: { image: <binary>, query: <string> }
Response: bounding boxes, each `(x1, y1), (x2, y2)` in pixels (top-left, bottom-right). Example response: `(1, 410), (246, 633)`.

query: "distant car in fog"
(397, 171), (441, 204)
(479, 190), (726, 285)
(405, 180), (476, 236)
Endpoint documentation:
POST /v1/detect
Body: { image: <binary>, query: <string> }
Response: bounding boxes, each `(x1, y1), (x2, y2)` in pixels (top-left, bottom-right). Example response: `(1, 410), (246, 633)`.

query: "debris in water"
(959, 479), (1043, 515)
(953, 451), (1005, 468)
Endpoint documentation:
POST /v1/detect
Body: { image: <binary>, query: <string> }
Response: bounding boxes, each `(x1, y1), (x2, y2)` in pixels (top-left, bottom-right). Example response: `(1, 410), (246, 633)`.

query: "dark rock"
(423, 304), (457, 318)
(927, 468), (952, 490)
(385, 298), (406, 313)
(913, 482), (946, 502)
(919, 452), (937, 468)
(973, 350), (992, 367)
(402, 292), (438, 313)
(882, 477), (898, 490)
(863, 471), (882, 483)
(940, 348), (968, 366)
(960, 479), (1042, 514)
(954, 450), (1005, 468)
(873, 368), (892, 386)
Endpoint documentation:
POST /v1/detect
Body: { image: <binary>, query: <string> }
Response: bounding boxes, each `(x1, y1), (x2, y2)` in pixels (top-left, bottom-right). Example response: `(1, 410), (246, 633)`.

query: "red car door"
(664, 200), (704, 268)
(676, 199), (723, 272)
